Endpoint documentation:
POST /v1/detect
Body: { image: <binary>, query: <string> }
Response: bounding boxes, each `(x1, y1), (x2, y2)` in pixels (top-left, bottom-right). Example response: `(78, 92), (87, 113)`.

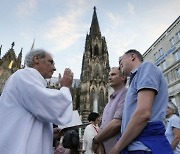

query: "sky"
(0, 0), (179, 79)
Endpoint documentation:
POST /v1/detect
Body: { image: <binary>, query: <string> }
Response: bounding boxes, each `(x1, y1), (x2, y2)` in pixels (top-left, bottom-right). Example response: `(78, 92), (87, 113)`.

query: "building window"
(164, 74), (169, 84)
(154, 48), (163, 61)
(170, 37), (175, 46)
(99, 89), (104, 113)
(161, 60), (167, 70)
(158, 48), (163, 56)
(154, 52), (158, 60)
(176, 31), (180, 41)
(176, 67), (180, 78)
(157, 64), (162, 71)
(173, 50), (180, 61)
(94, 45), (99, 56)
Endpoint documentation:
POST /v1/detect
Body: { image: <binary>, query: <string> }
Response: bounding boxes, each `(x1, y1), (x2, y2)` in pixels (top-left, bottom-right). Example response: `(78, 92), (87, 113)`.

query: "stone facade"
(79, 7), (110, 122)
(143, 16), (180, 112)
(0, 42), (22, 94)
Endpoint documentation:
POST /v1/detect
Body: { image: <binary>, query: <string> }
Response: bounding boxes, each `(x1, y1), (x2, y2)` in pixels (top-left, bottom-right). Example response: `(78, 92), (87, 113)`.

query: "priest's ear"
(33, 55), (41, 65)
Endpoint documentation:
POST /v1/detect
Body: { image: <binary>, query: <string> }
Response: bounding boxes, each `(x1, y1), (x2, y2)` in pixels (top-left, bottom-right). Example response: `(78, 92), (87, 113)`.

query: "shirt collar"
(130, 66), (138, 75)
(129, 66), (139, 86)
(110, 88), (123, 99)
(25, 67), (47, 87)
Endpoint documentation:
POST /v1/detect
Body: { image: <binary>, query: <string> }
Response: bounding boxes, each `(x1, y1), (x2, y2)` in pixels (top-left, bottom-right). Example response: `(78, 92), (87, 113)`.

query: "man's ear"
(33, 55), (41, 64)
(131, 53), (136, 61)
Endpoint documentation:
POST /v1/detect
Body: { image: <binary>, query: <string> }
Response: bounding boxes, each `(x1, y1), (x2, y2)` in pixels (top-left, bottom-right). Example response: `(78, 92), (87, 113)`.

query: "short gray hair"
(24, 49), (46, 67)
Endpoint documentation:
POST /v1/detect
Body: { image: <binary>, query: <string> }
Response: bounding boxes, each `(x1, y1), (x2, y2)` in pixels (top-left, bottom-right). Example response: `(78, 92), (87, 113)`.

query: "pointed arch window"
(90, 88), (97, 111)
(94, 45), (99, 56)
(99, 89), (104, 113)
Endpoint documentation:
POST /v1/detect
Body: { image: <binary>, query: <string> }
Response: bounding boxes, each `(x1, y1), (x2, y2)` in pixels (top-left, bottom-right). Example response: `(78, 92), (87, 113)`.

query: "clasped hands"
(92, 136), (120, 154)
(59, 68), (73, 88)
(92, 137), (99, 153)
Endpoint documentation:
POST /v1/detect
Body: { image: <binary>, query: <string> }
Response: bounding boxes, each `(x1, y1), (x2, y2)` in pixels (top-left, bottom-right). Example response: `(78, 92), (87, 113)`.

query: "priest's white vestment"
(0, 67), (73, 154)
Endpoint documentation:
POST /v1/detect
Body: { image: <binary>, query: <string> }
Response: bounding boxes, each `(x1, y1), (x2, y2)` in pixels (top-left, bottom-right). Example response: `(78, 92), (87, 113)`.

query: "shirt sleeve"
(137, 62), (160, 94)
(114, 88), (127, 119)
(171, 115), (180, 129)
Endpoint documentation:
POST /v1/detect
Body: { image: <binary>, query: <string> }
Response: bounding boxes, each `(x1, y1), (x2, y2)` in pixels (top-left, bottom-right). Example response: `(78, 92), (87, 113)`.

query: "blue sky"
(0, 0), (179, 78)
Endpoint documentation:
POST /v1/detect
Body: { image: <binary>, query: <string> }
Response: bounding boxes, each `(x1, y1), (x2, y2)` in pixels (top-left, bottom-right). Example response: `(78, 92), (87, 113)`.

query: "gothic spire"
(17, 48), (23, 68)
(11, 42), (15, 49)
(17, 48), (22, 60)
(31, 38), (35, 50)
(90, 6), (101, 37)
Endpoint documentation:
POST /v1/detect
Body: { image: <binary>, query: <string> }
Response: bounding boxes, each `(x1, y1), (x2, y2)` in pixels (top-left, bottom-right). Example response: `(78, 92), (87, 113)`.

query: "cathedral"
(0, 42), (22, 94)
(78, 7), (110, 121)
(0, 7), (111, 122)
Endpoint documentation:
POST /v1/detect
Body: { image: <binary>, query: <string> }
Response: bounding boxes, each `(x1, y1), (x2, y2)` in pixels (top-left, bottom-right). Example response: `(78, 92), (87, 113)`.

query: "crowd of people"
(0, 48), (179, 154)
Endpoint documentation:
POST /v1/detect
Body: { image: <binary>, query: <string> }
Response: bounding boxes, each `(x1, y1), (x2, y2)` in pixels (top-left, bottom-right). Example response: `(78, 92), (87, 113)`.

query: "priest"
(0, 49), (74, 154)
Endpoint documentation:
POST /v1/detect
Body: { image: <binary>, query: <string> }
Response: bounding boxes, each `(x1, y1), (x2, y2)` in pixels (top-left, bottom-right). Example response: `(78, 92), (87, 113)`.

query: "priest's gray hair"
(24, 49), (46, 67)
(168, 101), (179, 116)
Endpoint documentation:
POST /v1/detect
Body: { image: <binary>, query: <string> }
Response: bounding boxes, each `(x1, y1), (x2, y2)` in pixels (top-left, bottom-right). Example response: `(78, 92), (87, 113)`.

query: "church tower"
(0, 42), (23, 94)
(80, 7), (110, 121)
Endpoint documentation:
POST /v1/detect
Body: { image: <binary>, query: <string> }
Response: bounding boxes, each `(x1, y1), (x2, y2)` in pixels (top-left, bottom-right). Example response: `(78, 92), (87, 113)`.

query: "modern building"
(143, 16), (180, 112)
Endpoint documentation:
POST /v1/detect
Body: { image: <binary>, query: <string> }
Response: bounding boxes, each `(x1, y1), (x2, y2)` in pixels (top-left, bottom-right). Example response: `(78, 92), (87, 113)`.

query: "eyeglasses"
(48, 60), (55, 65)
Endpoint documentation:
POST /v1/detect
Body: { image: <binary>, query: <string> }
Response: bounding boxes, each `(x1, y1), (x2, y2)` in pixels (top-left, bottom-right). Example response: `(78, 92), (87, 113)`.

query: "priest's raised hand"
(59, 68), (74, 88)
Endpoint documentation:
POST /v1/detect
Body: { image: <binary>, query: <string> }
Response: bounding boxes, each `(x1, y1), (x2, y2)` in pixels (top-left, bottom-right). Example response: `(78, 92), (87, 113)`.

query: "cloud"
(44, 1), (89, 52)
(46, 17), (81, 49)
(16, 0), (37, 18)
(45, 17), (87, 52)
(104, 0), (179, 57)
(151, 0), (180, 17)
(108, 32), (138, 54)
(107, 12), (124, 27)
(104, 10), (138, 57)
(53, 51), (83, 78)
(127, 2), (136, 16)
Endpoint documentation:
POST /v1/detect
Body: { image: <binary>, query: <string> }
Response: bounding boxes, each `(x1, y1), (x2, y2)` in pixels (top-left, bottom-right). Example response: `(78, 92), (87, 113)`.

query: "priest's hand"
(59, 68), (73, 88)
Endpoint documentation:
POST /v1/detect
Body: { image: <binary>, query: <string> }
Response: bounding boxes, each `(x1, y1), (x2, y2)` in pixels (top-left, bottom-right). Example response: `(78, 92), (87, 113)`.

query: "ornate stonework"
(0, 42), (22, 94)
(79, 7), (110, 122)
